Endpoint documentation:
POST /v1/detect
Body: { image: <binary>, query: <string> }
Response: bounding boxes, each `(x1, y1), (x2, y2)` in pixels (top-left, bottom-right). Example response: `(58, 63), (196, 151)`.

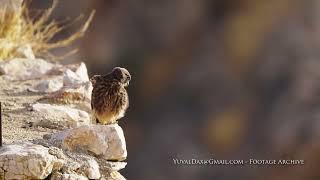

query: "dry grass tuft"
(0, 0), (95, 60)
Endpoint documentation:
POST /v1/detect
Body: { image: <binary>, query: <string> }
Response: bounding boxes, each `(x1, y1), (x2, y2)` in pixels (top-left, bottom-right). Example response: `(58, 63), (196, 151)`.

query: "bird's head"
(112, 67), (131, 86)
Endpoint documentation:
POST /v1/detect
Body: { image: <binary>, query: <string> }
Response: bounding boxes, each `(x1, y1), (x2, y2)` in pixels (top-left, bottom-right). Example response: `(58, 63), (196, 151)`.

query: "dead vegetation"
(0, 0), (95, 60)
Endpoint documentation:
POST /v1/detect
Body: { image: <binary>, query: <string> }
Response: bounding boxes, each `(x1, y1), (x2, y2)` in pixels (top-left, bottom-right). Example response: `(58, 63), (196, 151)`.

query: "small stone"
(61, 161), (81, 174)
(53, 159), (65, 171)
(50, 124), (127, 161)
(104, 161), (127, 172)
(28, 77), (63, 93)
(83, 159), (101, 179)
(63, 62), (89, 86)
(109, 171), (126, 180)
(0, 58), (54, 80)
(32, 103), (91, 129)
(0, 143), (60, 179)
(48, 147), (66, 160)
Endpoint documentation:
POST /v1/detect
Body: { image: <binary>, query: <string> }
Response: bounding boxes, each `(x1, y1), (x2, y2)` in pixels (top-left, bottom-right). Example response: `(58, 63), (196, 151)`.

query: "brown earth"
(0, 76), (60, 144)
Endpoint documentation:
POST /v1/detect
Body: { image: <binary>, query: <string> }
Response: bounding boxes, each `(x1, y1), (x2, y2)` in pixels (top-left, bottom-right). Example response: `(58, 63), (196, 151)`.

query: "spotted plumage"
(90, 67), (131, 124)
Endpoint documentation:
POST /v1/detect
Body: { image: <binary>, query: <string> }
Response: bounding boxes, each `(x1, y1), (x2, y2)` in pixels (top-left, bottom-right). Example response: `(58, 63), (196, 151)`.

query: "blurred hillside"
(27, 0), (320, 179)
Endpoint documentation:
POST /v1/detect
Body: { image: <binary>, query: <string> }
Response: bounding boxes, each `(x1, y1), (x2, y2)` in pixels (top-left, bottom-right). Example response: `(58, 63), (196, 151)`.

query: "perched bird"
(90, 67), (131, 124)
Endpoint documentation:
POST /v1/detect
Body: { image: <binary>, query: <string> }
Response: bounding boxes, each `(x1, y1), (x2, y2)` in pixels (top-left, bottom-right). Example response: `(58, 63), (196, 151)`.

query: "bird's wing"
(90, 75), (101, 86)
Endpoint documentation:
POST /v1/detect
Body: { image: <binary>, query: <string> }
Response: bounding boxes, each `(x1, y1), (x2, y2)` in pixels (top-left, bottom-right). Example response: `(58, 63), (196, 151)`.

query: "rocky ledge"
(0, 55), (127, 179)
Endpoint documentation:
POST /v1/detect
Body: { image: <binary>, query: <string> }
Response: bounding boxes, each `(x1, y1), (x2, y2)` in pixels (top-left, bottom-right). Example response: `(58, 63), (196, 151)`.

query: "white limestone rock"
(50, 158), (101, 179)
(61, 81), (93, 101)
(63, 62), (89, 86)
(0, 143), (61, 179)
(108, 171), (127, 180)
(104, 161), (127, 172)
(28, 76), (64, 93)
(0, 58), (54, 80)
(83, 159), (101, 179)
(50, 124), (127, 161)
(32, 103), (91, 129)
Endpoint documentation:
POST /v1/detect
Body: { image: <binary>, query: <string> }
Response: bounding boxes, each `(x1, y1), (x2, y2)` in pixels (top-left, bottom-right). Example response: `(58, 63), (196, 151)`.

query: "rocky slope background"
(0, 0), (127, 179)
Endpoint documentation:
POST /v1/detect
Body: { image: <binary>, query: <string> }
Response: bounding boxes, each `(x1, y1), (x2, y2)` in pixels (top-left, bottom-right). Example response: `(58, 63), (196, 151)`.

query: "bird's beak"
(123, 80), (129, 87)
